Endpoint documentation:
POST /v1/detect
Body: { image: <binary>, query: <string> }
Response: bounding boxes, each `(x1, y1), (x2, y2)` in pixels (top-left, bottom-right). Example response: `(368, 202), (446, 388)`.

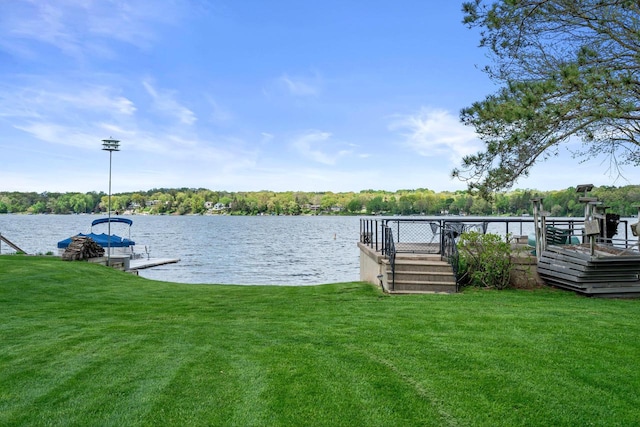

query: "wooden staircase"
(382, 254), (457, 294)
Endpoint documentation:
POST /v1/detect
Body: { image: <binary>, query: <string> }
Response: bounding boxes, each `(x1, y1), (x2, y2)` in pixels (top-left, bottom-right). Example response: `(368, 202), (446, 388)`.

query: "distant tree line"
(1, 185), (640, 217)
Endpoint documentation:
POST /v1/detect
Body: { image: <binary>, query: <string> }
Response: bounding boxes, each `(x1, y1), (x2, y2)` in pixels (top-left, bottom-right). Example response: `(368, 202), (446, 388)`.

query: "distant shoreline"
(2, 185), (640, 217)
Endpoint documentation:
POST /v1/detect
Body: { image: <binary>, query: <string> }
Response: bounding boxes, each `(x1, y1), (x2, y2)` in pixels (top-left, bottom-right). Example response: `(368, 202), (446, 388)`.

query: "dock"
(537, 244), (640, 297)
(128, 257), (180, 271)
(87, 256), (180, 272)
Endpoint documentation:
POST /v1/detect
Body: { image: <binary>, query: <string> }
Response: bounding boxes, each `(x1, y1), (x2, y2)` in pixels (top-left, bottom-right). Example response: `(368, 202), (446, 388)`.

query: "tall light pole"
(102, 138), (120, 266)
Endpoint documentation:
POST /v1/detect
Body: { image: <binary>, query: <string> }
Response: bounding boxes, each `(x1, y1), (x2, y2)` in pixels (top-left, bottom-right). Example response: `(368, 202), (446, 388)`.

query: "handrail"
(383, 225), (397, 291)
(442, 224), (460, 289)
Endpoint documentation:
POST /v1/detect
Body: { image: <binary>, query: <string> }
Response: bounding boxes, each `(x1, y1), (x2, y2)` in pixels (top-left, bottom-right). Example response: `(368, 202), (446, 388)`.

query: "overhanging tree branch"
(457, 0), (640, 196)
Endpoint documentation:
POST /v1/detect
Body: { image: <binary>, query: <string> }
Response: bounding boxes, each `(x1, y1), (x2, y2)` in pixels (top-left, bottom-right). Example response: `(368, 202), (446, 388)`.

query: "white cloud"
(207, 98), (233, 123)
(109, 96), (137, 116)
(0, 85), (135, 119)
(3, 3), (79, 57)
(261, 132), (274, 143)
(389, 108), (481, 162)
(13, 122), (104, 149)
(0, 79), (252, 175)
(0, 82), (140, 156)
(291, 131), (349, 165)
(60, 88), (136, 116)
(143, 80), (196, 125)
(279, 74), (320, 96)
(0, 0), (182, 59)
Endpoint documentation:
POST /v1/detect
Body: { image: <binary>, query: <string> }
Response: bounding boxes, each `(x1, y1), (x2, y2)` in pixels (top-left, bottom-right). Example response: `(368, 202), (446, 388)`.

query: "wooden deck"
(537, 244), (640, 297)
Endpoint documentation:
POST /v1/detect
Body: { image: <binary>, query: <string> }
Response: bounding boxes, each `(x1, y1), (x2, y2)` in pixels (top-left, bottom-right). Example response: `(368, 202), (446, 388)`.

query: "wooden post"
(531, 197), (544, 261)
(576, 184), (595, 246)
(0, 233), (27, 254)
(637, 205), (640, 250)
(540, 211), (549, 254)
(592, 203), (609, 244)
(588, 202), (597, 256)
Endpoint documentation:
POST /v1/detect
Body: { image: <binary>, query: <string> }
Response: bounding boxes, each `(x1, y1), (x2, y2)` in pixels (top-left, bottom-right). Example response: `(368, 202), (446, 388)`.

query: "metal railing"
(442, 223), (464, 285)
(359, 216), (634, 286)
(359, 219), (377, 250)
(360, 217), (632, 252)
(361, 218), (508, 255)
(382, 225), (396, 291)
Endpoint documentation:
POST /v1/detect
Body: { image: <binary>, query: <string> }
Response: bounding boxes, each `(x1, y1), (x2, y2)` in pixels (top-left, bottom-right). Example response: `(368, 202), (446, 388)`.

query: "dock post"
(637, 206), (640, 251)
(576, 184), (596, 246)
(531, 197), (544, 261)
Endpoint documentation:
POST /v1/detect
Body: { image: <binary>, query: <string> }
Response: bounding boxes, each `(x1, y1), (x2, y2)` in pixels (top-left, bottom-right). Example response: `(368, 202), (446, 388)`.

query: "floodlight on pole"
(102, 138), (120, 266)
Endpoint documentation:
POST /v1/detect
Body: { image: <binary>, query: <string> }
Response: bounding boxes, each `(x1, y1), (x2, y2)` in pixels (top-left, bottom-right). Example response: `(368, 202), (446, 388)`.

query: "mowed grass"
(1, 256), (640, 426)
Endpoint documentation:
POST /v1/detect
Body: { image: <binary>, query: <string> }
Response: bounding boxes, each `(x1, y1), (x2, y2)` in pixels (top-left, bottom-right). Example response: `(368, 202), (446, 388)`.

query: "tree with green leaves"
(454, 0), (640, 197)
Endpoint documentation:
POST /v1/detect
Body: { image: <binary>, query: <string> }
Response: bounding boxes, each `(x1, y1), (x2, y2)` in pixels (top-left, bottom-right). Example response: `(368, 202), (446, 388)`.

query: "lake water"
(2, 214), (637, 285)
(0, 214), (362, 285)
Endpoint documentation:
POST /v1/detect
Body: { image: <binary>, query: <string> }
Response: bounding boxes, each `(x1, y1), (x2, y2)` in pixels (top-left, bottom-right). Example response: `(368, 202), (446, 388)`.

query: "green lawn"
(1, 256), (640, 426)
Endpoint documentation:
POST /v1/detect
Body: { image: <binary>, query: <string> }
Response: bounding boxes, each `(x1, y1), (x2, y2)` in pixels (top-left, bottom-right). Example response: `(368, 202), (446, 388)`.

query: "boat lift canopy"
(91, 217), (133, 227)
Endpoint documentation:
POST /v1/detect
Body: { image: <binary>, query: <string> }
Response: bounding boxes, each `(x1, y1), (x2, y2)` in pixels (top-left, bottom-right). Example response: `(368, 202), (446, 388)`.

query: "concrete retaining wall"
(359, 243), (385, 286)
(510, 254), (545, 289)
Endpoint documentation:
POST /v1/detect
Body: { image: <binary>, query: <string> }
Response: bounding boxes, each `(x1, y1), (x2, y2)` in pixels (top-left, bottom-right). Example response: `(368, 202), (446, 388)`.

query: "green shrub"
(457, 231), (514, 290)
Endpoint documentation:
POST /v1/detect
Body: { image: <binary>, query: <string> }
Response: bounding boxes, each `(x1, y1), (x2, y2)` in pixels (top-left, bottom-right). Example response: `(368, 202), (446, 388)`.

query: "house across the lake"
(205, 202), (227, 212)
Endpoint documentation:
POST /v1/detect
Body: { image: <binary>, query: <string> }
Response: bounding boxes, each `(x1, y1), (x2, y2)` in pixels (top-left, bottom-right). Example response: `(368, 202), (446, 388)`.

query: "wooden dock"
(538, 244), (640, 297)
(129, 257), (180, 271)
(87, 256), (180, 272)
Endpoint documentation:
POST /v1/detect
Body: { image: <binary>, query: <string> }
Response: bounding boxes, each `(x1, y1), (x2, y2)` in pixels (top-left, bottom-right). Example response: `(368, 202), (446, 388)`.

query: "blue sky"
(1, 0), (637, 193)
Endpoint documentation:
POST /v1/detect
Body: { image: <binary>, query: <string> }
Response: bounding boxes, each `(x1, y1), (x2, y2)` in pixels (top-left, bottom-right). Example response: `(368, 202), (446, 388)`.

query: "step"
(391, 271), (456, 284)
(392, 280), (457, 293)
(388, 289), (456, 295)
(391, 262), (454, 274)
(381, 255), (458, 294)
(395, 254), (443, 262)
(389, 260), (453, 269)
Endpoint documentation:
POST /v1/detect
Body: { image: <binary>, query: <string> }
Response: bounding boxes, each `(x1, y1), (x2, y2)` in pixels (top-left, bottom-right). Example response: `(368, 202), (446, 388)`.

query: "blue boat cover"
(57, 233), (135, 249)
